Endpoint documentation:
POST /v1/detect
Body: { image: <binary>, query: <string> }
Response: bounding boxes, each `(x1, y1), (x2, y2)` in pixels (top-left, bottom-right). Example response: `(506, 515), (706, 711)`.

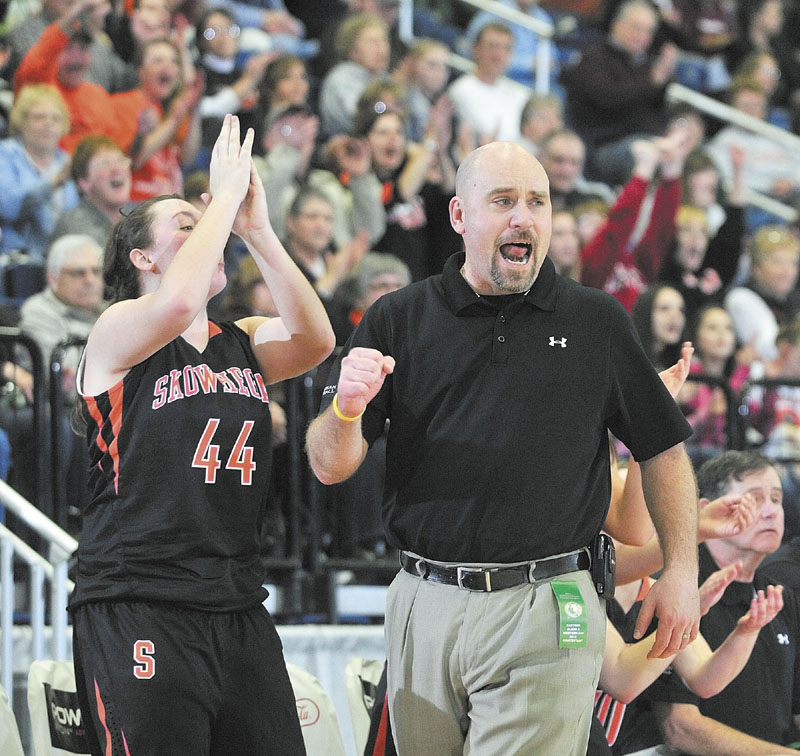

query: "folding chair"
(2, 260), (46, 306)
(27, 659), (90, 756)
(0, 683), (24, 756)
(344, 657), (385, 755)
(286, 662), (348, 756)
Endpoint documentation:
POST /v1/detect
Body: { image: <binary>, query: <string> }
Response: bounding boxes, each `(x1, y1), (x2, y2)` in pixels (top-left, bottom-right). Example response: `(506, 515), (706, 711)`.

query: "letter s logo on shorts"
(133, 640), (155, 680)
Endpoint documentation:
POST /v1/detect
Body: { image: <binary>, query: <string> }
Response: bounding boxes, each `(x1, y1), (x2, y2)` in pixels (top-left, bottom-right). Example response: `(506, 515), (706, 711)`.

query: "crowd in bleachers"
(2, 0), (800, 753)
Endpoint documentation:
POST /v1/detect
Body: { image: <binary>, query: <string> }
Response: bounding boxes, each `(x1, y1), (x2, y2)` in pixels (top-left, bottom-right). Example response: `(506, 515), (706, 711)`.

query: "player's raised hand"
(208, 114), (254, 207)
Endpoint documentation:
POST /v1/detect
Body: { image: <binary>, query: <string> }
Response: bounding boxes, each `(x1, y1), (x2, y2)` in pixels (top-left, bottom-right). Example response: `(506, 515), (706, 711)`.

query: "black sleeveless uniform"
(69, 321), (305, 756)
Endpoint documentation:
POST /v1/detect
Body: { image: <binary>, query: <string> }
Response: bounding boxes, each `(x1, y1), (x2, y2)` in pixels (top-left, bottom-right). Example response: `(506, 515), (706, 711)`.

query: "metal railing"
(685, 372), (746, 452)
(49, 338), (86, 532)
(666, 82), (799, 224)
(398, 0), (555, 93)
(8, 341), (800, 668)
(0, 479), (76, 706)
(0, 328), (49, 521)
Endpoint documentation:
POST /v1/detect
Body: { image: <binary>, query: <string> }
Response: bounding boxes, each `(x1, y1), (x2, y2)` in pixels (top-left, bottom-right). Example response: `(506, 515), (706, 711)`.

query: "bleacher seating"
(1, 260), (46, 308)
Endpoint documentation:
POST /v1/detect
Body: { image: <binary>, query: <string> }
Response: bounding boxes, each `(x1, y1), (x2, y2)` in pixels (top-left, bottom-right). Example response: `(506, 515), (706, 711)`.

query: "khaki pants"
(385, 566), (605, 755)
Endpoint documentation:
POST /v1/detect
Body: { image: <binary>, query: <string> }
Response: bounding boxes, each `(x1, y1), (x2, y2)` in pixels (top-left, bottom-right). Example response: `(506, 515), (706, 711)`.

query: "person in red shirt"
(111, 37), (202, 201)
(580, 129), (691, 312)
(13, 0), (128, 152)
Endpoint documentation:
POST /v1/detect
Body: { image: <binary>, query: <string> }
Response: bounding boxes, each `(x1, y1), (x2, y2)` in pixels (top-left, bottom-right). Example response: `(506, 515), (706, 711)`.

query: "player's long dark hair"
(74, 195), (183, 432)
(103, 194), (181, 304)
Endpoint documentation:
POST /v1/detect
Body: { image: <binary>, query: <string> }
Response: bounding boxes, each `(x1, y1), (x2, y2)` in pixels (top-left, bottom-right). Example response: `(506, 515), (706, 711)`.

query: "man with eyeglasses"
(19, 234), (104, 387)
(18, 233), (105, 528)
(49, 135), (132, 249)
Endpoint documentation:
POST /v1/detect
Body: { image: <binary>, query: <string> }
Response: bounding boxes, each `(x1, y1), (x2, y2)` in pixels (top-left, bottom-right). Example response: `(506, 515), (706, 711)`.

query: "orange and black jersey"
(69, 321), (273, 612)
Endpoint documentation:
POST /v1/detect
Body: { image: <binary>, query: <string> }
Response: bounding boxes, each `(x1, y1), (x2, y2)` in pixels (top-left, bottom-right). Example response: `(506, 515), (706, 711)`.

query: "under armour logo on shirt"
(777, 633), (790, 645)
(549, 337), (567, 348)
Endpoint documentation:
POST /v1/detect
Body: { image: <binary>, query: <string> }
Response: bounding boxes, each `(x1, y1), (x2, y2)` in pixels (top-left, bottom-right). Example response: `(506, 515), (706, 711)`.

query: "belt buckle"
(457, 565), (492, 592)
(527, 560), (538, 583)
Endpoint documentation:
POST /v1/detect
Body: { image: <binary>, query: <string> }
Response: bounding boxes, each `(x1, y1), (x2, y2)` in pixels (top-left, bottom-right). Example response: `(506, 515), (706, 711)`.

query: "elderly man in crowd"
(19, 234), (105, 528)
(628, 450), (800, 755)
(20, 233), (104, 390)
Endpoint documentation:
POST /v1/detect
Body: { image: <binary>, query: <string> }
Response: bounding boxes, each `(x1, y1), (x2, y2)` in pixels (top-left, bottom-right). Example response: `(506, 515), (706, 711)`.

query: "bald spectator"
(560, 0), (679, 185)
(446, 22), (529, 143)
(49, 135), (132, 249)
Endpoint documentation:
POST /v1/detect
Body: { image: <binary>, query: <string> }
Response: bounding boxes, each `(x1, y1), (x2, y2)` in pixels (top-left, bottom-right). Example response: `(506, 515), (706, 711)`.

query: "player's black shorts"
(72, 601), (306, 756)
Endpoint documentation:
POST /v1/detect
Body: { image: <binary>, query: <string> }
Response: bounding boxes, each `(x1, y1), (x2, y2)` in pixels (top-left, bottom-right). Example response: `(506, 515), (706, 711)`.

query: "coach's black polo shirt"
(643, 544), (800, 746)
(320, 252), (691, 563)
(761, 536), (800, 591)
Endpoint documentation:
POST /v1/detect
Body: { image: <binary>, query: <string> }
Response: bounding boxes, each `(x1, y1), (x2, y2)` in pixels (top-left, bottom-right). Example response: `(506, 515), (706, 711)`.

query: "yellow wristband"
(332, 393), (365, 422)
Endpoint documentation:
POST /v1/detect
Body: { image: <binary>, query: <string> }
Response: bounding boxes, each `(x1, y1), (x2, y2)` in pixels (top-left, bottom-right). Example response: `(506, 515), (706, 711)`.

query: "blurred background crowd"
(2, 3), (800, 754)
(0, 0), (798, 564)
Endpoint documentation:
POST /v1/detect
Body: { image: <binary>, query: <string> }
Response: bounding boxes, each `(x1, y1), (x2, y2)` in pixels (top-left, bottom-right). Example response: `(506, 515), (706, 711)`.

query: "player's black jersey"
(69, 321), (273, 612)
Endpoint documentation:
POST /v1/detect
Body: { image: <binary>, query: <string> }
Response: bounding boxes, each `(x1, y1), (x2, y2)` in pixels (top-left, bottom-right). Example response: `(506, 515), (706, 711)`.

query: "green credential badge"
(551, 579), (588, 648)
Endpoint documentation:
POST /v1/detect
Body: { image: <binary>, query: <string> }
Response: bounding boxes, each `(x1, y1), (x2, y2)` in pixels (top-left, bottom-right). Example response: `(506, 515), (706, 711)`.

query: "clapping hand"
(324, 135), (372, 178)
(736, 585), (784, 634)
(699, 493), (758, 541)
(658, 342), (694, 398)
(699, 561), (741, 615)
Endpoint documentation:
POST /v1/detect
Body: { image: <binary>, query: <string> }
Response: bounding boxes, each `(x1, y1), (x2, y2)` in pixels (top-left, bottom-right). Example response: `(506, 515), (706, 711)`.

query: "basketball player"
(68, 114), (333, 755)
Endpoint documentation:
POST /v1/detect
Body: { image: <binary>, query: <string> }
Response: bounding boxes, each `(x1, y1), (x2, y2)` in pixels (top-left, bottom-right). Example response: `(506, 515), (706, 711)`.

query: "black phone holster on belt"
(590, 533), (616, 599)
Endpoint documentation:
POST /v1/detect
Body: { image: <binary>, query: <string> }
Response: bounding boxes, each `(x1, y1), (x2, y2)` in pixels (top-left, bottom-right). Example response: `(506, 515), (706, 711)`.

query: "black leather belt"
(399, 549), (590, 592)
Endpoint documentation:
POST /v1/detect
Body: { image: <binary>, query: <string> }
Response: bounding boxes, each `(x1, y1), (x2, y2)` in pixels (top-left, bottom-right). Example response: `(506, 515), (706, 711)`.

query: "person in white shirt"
(446, 22), (529, 144)
(705, 78), (800, 228)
